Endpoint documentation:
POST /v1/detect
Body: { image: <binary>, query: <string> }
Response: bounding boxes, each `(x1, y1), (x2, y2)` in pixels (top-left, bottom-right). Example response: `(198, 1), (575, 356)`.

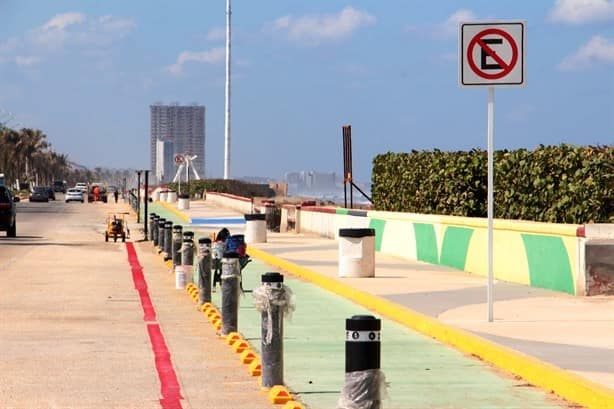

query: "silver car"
(65, 188), (84, 203)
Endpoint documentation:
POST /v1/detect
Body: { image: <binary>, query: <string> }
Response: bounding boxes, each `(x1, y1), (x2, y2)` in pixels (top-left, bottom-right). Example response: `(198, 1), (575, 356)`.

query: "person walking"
(93, 186), (100, 202)
(113, 190), (119, 203)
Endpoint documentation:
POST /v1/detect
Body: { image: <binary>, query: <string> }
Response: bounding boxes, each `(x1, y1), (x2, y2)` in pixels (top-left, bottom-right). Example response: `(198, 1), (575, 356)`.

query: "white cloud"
(15, 56), (42, 67)
(206, 27), (226, 41)
(166, 47), (226, 74)
(270, 6), (376, 45)
(32, 12), (135, 50)
(441, 9), (477, 37)
(41, 12), (86, 31)
(558, 35), (614, 70)
(548, 0), (614, 24)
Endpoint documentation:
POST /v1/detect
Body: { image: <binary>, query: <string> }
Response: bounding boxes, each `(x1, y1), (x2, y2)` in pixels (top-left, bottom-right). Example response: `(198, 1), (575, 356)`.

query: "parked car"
(52, 180), (67, 193)
(0, 185), (17, 237)
(75, 182), (87, 193)
(65, 188), (84, 203)
(44, 186), (56, 200)
(29, 186), (49, 202)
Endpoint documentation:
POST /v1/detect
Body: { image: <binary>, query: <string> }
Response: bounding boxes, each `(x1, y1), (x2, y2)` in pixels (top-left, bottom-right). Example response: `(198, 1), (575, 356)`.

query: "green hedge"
(168, 179), (274, 199)
(372, 144), (613, 223)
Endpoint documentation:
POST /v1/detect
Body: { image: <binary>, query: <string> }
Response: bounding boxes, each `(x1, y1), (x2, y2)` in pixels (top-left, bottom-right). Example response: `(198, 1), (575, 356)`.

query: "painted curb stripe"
(155, 201), (191, 223)
(125, 243), (184, 409)
(247, 245), (614, 409)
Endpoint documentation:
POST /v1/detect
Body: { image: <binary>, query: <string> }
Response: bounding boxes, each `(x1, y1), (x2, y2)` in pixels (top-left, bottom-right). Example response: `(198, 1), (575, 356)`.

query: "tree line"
(0, 126), (135, 190)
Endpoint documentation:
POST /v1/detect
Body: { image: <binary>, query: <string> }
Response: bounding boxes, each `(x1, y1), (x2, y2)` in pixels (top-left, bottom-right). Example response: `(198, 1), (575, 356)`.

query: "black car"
(0, 186), (17, 237)
(44, 186), (56, 200)
(29, 186), (49, 202)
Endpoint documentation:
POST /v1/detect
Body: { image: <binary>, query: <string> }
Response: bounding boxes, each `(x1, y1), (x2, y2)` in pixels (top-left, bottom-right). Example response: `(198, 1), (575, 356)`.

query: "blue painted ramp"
(191, 217), (245, 225)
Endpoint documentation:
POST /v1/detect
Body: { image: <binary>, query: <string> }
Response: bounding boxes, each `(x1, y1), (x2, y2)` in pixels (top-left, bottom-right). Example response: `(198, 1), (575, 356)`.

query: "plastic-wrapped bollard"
(172, 225), (183, 267)
(220, 252), (240, 335)
(197, 238), (212, 304)
(337, 315), (386, 409)
(181, 238), (194, 285)
(253, 272), (296, 388)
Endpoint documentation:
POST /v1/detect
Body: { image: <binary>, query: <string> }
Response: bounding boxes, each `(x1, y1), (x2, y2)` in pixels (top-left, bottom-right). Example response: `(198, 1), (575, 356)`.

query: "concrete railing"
(205, 191), (253, 215)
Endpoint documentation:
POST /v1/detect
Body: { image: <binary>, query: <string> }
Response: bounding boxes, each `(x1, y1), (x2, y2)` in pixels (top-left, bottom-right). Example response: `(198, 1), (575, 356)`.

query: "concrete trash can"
(244, 213), (267, 244)
(159, 190), (168, 202)
(178, 194), (190, 210)
(338, 228), (376, 278)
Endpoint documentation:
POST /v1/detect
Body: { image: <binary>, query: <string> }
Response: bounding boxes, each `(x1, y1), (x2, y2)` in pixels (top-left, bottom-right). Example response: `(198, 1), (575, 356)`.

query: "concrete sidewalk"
(147, 200), (614, 408)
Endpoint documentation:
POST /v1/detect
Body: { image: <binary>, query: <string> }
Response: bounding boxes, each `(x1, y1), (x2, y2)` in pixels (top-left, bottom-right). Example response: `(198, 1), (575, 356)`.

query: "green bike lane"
(215, 258), (568, 409)
(144, 203), (569, 408)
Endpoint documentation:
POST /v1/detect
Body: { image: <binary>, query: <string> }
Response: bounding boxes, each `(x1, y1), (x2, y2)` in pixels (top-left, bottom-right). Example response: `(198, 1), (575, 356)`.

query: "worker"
(93, 186), (100, 202)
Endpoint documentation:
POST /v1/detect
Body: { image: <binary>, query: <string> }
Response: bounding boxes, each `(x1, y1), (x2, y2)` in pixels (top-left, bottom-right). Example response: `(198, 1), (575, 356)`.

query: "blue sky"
(0, 0), (612, 183)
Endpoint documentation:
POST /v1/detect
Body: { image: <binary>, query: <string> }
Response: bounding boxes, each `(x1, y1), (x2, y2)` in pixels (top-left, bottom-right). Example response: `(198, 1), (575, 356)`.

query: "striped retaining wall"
(201, 194), (611, 296)
(298, 207), (592, 295)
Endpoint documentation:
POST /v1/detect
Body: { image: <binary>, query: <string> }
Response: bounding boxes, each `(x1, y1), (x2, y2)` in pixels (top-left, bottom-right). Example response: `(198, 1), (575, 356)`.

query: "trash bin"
(167, 190), (177, 203)
(244, 214), (267, 244)
(338, 228), (376, 278)
(178, 193), (190, 210)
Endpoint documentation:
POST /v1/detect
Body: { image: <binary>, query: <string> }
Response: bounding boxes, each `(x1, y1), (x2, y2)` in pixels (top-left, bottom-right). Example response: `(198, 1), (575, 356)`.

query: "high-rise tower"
(150, 103), (205, 184)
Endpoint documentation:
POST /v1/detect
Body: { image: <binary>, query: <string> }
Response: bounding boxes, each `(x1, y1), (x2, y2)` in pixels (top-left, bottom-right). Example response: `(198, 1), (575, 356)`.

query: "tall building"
(150, 103), (205, 184)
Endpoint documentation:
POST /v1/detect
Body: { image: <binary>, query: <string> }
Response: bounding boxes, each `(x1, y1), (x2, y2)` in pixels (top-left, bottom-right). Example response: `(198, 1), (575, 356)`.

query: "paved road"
(0, 198), (278, 408)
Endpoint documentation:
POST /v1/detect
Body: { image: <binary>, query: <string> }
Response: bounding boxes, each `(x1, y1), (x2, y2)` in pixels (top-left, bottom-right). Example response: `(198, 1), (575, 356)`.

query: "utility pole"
(136, 171), (142, 223)
(224, 0), (232, 179)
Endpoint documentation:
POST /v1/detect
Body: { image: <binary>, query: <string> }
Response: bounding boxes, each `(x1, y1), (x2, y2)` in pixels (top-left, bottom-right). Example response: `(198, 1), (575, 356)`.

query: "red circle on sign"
(467, 28), (518, 80)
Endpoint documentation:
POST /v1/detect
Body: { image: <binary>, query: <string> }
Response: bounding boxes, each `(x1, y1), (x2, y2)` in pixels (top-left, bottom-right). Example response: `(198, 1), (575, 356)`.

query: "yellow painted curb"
(248, 246), (614, 409)
(154, 200), (190, 223)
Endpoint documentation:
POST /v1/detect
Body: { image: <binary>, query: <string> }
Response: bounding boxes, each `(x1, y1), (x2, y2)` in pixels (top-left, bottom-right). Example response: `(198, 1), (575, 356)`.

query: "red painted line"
(148, 324), (184, 408)
(125, 242), (183, 409)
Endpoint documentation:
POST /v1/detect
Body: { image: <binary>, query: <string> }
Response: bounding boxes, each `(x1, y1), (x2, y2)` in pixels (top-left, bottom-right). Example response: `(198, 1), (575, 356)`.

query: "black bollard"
(157, 218), (166, 252)
(260, 272), (285, 388)
(172, 225), (183, 267)
(181, 237), (195, 285)
(149, 213), (157, 242)
(152, 215), (159, 246)
(197, 238), (212, 304)
(220, 251), (241, 335)
(339, 315), (383, 409)
(163, 221), (173, 261)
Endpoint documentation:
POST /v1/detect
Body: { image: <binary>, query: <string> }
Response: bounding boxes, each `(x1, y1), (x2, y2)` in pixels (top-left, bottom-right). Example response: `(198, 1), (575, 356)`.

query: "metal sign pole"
(487, 86), (494, 323)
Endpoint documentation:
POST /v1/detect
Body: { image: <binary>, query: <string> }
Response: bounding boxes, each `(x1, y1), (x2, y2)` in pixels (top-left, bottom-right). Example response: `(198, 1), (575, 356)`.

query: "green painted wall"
(440, 226), (474, 270)
(413, 223), (439, 264)
(521, 234), (575, 294)
(368, 218), (386, 251)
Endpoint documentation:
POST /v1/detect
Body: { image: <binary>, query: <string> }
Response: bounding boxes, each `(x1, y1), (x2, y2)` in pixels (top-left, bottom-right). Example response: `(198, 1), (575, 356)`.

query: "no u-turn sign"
(460, 21), (525, 87)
